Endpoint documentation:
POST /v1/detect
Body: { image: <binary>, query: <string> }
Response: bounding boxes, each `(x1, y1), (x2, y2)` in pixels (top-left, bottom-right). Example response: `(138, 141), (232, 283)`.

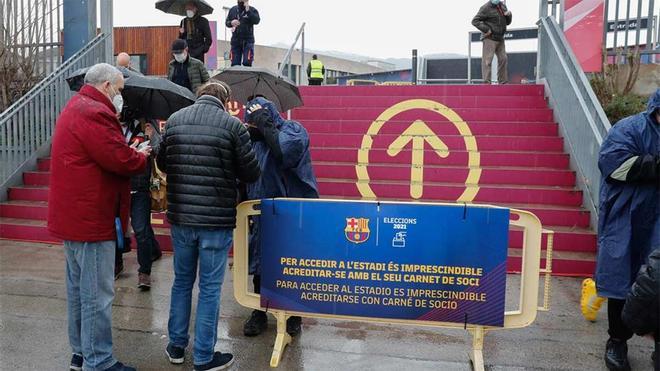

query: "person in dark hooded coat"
(595, 88), (660, 371)
(241, 97), (319, 338)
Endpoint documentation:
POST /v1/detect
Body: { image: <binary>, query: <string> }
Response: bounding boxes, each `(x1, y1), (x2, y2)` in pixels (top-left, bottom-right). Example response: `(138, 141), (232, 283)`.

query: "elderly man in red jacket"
(48, 63), (151, 371)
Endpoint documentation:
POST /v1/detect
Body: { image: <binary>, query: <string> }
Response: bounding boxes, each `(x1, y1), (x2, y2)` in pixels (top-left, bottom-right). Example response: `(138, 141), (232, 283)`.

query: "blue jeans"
(231, 41), (254, 66)
(65, 240), (117, 371)
(131, 191), (161, 275)
(167, 224), (232, 365)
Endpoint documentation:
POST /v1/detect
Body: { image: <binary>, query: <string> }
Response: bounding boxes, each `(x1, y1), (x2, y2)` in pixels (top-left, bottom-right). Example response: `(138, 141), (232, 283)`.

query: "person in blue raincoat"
(596, 89), (660, 371)
(241, 96), (319, 338)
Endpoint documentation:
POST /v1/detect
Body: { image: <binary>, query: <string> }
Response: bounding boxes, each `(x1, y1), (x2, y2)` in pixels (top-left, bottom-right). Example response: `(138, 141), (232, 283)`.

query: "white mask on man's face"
(186, 9), (195, 18)
(174, 52), (187, 63)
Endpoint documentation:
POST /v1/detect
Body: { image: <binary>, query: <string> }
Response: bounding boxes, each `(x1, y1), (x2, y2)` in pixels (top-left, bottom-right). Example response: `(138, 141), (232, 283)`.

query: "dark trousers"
(230, 41), (254, 67)
(608, 298), (634, 340)
(308, 78), (323, 86)
(132, 191), (161, 275)
(253, 274), (261, 294)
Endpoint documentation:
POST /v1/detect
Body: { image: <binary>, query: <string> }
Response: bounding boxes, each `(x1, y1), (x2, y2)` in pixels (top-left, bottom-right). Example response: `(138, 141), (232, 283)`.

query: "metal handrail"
(536, 16), (611, 229)
(278, 23), (306, 84)
(1, 33), (109, 198)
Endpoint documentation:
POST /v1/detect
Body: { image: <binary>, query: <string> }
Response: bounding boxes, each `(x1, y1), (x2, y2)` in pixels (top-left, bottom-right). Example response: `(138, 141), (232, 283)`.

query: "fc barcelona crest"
(345, 218), (370, 244)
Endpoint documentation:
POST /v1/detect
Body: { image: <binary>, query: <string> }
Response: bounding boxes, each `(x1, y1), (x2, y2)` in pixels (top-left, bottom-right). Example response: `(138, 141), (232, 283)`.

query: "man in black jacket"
(226, 0), (260, 66)
(157, 81), (260, 371)
(623, 249), (660, 370)
(179, 1), (212, 62)
(472, 0), (512, 84)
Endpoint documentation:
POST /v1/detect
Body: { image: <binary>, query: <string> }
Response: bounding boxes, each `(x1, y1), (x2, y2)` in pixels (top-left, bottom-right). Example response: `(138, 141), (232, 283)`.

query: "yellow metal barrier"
(233, 199), (546, 370)
(381, 81), (414, 86)
(346, 79), (379, 86)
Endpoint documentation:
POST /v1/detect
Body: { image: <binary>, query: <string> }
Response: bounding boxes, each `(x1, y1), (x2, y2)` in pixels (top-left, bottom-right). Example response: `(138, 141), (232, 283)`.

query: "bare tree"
(0, 0), (61, 112)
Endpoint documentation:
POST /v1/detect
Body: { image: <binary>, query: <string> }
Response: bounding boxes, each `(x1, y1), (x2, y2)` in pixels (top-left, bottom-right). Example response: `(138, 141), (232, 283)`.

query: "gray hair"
(84, 63), (123, 86)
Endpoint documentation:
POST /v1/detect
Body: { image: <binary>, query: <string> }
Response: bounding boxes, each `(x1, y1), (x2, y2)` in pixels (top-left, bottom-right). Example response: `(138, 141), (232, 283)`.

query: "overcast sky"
(110, 0), (542, 58)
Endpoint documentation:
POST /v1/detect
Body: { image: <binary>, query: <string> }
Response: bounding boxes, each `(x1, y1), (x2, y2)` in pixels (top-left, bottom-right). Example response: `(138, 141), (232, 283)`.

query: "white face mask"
(108, 85), (124, 113)
(186, 10), (195, 18)
(174, 53), (187, 63)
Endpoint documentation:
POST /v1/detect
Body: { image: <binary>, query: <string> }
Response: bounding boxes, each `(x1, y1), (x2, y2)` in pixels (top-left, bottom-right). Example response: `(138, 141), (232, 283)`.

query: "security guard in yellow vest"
(307, 54), (325, 85)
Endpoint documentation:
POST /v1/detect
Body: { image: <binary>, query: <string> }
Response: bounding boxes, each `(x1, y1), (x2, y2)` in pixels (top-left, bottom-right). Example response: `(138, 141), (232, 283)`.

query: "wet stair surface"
(0, 84), (596, 276)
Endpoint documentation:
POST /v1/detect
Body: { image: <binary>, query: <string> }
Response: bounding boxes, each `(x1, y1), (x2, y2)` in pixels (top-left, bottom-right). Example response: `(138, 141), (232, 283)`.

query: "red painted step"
(303, 120), (559, 137)
(317, 180), (583, 207)
(0, 218), (60, 244)
(37, 158), (51, 172)
(8, 186), (49, 202)
(23, 171), (50, 186)
(509, 228), (596, 253)
(301, 95), (549, 109)
(313, 163), (576, 187)
(0, 201), (48, 220)
(299, 85), (545, 97)
(310, 134), (564, 152)
(311, 148), (571, 169)
(293, 108), (554, 122)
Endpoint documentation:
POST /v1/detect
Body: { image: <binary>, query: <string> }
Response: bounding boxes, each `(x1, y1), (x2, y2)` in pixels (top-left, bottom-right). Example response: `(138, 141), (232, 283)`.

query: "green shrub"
(602, 94), (647, 125)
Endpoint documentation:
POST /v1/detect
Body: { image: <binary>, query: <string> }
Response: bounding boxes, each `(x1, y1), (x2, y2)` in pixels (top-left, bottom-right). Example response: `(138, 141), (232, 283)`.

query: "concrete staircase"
(0, 84), (596, 276)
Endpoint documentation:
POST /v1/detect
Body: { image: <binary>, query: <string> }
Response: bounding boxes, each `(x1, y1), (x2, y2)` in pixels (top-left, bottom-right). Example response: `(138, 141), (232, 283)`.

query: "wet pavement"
(0, 240), (655, 371)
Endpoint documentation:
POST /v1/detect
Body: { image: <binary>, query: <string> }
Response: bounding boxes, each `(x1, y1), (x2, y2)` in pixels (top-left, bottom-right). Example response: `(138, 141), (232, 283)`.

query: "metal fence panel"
(0, 33), (108, 197)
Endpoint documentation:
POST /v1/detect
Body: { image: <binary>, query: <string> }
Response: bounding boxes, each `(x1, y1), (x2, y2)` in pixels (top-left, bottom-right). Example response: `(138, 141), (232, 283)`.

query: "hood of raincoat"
(645, 89), (660, 124)
(245, 97), (285, 128)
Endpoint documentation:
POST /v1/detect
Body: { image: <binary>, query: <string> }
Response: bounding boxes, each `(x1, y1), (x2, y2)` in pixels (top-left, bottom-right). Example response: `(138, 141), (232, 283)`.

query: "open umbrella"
(66, 68), (196, 120)
(212, 66), (304, 112)
(155, 0), (213, 16)
(66, 66), (141, 92)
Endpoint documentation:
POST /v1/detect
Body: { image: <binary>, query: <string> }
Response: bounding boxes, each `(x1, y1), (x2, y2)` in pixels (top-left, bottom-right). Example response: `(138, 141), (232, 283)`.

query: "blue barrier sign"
(259, 200), (510, 327)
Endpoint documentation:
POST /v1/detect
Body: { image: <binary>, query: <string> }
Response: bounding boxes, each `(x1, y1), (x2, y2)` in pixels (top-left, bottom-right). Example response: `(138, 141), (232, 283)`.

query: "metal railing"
(536, 16), (612, 228)
(0, 33), (109, 201)
(279, 22), (306, 85)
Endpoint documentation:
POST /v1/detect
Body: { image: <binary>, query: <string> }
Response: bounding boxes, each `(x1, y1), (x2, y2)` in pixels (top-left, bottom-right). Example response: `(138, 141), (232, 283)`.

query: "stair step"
(311, 148), (571, 169)
(37, 158), (51, 171)
(302, 120), (559, 137)
(293, 108), (554, 122)
(310, 134), (564, 152)
(8, 186), (49, 202)
(23, 171), (50, 186)
(507, 249), (595, 277)
(301, 95), (549, 109)
(317, 179), (583, 207)
(298, 85), (546, 97)
(314, 163), (576, 187)
(0, 201), (48, 220)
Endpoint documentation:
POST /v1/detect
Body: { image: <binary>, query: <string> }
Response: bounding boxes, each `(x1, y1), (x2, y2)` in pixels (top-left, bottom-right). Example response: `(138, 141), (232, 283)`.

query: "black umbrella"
(212, 66), (304, 112)
(155, 0), (213, 16)
(66, 67), (196, 120)
(66, 66), (141, 92)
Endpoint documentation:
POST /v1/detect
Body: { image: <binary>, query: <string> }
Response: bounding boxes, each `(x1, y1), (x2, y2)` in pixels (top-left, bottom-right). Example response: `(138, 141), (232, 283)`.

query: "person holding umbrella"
(179, 1), (212, 62)
(226, 0), (260, 67)
(242, 96), (319, 337)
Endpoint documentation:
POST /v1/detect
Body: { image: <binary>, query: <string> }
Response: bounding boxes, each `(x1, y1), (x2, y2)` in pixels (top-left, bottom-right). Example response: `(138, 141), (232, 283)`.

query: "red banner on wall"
(563, 0), (605, 72)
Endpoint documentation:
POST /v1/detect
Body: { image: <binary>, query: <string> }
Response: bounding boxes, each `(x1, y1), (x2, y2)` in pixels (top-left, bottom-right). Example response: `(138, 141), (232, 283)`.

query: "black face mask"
(247, 126), (264, 141)
(238, 1), (245, 10)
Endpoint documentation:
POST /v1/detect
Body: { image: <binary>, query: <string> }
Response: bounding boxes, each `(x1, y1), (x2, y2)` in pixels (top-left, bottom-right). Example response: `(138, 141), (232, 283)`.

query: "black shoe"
(166, 344), (185, 364)
(151, 250), (162, 262)
(194, 352), (234, 371)
(104, 362), (136, 371)
(70, 353), (83, 371)
(286, 316), (302, 337)
(243, 310), (267, 337)
(605, 338), (631, 371)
